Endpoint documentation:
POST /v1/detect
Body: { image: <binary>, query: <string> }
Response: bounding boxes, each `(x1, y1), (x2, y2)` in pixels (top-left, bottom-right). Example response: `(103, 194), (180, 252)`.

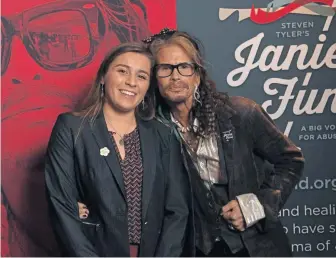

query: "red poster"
(1, 0), (176, 256)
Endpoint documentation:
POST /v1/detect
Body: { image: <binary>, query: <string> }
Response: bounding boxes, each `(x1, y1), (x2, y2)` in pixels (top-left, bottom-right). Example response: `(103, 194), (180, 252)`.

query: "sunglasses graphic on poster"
(1, 0), (175, 256)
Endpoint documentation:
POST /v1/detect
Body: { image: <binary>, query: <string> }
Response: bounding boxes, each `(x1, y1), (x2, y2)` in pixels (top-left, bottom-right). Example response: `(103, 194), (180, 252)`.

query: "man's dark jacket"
(162, 96), (305, 257)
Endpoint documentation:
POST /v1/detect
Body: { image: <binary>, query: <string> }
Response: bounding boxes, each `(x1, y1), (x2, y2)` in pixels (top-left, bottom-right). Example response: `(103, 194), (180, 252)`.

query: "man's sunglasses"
(155, 62), (199, 78)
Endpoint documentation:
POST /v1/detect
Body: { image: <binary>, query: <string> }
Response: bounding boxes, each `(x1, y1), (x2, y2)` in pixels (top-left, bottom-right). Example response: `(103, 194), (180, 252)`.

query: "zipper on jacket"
(81, 221), (101, 231)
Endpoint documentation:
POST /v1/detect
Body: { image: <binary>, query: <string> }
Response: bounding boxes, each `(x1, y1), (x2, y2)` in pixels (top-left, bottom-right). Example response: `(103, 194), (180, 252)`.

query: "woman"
(44, 42), (190, 257)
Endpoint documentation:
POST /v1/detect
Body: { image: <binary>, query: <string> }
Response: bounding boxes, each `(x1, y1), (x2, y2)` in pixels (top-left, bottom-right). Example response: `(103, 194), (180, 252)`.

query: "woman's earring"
(100, 83), (105, 98)
(142, 99), (146, 109)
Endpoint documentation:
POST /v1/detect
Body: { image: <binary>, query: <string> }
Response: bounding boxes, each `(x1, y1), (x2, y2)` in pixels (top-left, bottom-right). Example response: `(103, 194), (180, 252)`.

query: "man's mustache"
(166, 82), (189, 91)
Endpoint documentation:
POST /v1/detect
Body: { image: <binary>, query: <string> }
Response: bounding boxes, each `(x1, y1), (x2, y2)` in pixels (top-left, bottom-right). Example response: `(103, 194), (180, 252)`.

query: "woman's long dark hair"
(148, 31), (228, 137)
(74, 41), (156, 123)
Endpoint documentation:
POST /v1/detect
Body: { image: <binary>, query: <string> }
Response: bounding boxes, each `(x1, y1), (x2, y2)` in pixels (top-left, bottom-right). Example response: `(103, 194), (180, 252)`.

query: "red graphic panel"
(1, 0), (176, 256)
(250, 0), (334, 24)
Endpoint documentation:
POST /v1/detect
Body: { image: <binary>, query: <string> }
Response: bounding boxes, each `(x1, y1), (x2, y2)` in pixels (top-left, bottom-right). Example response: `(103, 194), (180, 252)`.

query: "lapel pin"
(222, 130), (233, 141)
(100, 147), (110, 156)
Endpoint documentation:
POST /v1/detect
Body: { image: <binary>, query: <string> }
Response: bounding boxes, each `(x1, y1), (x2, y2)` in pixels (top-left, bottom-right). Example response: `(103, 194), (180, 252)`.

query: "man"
(144, 29), (304, 257)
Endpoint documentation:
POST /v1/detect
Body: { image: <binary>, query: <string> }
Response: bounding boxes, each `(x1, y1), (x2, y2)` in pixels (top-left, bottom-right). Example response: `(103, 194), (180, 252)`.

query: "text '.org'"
(295, 177), (336, 192)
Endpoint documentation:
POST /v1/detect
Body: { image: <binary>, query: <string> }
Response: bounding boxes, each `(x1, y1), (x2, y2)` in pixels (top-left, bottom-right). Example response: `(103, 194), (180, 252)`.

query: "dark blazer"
(216, 96), (304, 256)
(44, 112), (190, 257)
(165, 96), (304, 257)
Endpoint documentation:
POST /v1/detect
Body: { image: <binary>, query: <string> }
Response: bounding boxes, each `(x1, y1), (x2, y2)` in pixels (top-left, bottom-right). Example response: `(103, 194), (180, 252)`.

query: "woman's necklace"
(109, 123), (135, 146)
(110, 130), (125, 146)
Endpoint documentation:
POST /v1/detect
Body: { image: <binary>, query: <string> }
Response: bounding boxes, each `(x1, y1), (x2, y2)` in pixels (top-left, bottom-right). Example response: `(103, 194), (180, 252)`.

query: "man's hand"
(221, 200), (245, 231)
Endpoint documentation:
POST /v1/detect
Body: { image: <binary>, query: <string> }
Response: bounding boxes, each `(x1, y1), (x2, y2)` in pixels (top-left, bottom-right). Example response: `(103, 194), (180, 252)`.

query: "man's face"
(155, 44), (200, 105)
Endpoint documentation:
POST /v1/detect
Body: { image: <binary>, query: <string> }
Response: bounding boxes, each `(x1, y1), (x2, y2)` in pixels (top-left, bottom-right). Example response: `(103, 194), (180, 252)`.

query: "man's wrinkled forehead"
(156, 44), (194, 65)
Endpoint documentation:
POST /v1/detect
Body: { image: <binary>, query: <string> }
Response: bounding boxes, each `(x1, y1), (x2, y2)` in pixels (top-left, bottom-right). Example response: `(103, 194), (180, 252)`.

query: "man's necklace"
(170, 113), (192, 133)
(170, 113), (200, 151)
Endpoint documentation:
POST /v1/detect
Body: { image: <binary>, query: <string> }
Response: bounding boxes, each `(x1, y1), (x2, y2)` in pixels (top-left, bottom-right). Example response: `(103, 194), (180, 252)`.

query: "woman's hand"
(78, 202), (89, 219)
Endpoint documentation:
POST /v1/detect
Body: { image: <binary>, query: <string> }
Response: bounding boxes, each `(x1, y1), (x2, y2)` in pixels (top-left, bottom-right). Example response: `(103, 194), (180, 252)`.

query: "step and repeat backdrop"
(177, 0), (335, 257)
(1, 0), (335, 256)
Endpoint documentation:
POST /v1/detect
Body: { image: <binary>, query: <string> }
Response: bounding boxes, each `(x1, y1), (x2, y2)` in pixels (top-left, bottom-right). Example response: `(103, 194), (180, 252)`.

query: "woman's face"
(102, 52), (152, 114)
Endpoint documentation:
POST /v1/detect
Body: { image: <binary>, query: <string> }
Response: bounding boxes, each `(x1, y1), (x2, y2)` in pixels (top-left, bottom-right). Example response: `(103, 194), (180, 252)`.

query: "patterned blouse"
(109, 128), (143, 244)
